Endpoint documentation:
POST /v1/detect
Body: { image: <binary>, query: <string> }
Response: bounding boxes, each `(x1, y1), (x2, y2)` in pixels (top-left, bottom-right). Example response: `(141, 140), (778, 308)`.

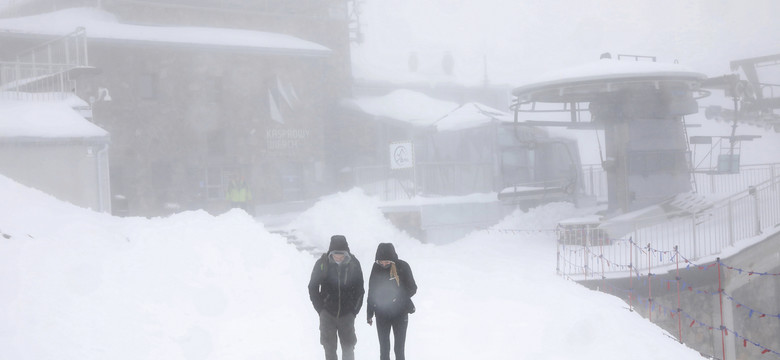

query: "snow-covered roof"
(432, 102), (514, 131)
(343, 90), (526, 131)
(513, 58), (707, 102)
(0, 93), (108, 140)
(341, 89), (459, 127)
(0, 7), (330, 56)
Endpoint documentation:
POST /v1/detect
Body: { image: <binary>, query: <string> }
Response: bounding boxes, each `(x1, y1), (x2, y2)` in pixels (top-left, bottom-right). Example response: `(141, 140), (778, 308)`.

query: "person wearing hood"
(366, 243), (417, 360)
(308, 235), (365, 360)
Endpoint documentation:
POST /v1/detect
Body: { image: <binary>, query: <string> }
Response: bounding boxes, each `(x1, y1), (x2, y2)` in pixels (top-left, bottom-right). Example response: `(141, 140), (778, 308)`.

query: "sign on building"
(389, 141), (414, 169)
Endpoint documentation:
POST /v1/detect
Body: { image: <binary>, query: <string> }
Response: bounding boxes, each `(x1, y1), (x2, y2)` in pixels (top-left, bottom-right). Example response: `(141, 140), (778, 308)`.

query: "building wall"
(1, 0), (352, 216)
(79, 43), (335, 215)
(0, 142), (110, 212)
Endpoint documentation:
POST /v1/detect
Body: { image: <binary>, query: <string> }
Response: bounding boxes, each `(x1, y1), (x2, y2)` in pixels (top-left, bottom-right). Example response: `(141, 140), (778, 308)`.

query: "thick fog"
(352, 0), (780, 85)
(0, 2), (778, 230)
(0, 1), (779, 217)
(1, 1), (779, 359)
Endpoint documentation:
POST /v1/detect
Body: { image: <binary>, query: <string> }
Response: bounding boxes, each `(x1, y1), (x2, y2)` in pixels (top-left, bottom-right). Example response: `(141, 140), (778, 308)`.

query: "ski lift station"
(510, 53), (779, 241)
(338, 54), (780, 245)
(515, 53), (780, 360)
(512, 54), (708, 214)
(339, 90), (584, 243)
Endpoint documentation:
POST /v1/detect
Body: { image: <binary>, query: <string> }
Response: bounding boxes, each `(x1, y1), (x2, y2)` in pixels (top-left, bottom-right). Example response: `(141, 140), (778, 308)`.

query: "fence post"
(691, 214), (698, 260)
(629, 236), (634, 312)
(14, 62), (21, 92)
(711, 171), (717, 194)
(749, 186), (760, 235)
(647, 243), (652, 322)
(583, 231), (589, 279)
(556, 230), (561, 276)
(556, 242), (560, 275)
(675, 245), (682, 343)
(599, 227), (605, 282)
(47, 43), (53, 75)
(717, 258), (726, 360)
(728, 199), (734, 247)
(80, 27), (89, 66)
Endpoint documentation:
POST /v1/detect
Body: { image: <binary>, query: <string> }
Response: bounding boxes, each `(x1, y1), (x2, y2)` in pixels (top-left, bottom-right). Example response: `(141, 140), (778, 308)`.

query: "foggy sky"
(351, 0), (780, 86)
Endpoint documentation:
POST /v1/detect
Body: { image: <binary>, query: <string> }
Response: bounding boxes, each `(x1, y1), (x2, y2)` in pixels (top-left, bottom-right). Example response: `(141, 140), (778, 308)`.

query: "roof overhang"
(512, 59), (707, 104)
(0, 8), (332, 58)
(0, 136), (110, 146)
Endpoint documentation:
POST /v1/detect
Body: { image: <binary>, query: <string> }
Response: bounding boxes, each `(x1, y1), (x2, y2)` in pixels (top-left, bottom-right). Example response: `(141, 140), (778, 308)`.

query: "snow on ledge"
(0, 7), (331, 55)
(0, 93), (107, 139)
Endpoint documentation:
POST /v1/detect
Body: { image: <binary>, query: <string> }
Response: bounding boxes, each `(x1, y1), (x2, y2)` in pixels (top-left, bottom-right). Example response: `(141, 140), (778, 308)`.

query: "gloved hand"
(367, 317), (373, 326)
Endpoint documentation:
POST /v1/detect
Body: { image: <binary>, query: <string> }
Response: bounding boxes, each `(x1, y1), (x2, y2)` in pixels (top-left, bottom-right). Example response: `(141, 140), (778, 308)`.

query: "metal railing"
(13, 27), (88, 69)
(353, 165), (415, 201)
(0, 63), (73, 95)
(693, 163), (780, 195)
(0, 27), (88, 96)
(353, 162), (494, 201)
(580, 164), (609, 201)
(579, 163), (780, 200)
(558, 173), (780, 279)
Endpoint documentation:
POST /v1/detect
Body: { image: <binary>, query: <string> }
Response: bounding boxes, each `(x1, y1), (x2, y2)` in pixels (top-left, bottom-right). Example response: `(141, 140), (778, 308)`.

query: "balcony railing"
(0, 27), (89, 97)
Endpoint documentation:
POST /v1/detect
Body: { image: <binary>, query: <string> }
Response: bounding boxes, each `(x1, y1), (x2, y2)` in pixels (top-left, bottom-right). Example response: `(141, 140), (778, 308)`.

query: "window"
(139, 73), (158, 100)
(204, 75), (223, 103)
(629, 150), (688, 175)
(205, 167), (223, 200)
(501, 148), (533, 186)
(207, 129), (226, 156)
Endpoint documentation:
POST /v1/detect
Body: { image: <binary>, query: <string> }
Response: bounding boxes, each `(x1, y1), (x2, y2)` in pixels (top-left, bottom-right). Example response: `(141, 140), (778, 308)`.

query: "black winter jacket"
(367, 248), (417, 319)
(308, 252), (365, 317)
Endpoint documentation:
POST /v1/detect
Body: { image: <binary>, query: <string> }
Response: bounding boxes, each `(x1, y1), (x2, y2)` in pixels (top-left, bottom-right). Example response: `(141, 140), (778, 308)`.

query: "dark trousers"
(320, 311), (356, 360)
(376, 314), (408, 360)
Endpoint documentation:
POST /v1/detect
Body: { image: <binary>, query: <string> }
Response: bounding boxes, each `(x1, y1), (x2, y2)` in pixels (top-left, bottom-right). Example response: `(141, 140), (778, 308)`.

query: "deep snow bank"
(0, 176), (705, 359)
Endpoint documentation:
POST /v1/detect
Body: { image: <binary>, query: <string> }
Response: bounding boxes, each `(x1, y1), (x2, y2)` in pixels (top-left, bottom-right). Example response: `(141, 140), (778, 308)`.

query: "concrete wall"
(580, 228), (780, 360)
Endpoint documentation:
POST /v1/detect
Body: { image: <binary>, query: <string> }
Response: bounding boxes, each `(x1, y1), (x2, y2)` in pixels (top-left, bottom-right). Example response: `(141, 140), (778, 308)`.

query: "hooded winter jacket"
(308, 236), (365, 317)
(367, 243), (417, 319)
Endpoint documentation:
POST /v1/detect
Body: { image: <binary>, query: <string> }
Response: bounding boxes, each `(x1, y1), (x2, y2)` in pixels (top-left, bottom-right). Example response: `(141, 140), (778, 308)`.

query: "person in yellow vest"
(226, 175), (252, 213)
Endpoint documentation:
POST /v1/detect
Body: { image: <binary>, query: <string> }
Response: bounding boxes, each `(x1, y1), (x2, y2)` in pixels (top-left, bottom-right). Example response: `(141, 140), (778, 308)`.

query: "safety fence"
(353, 162), (494, 201)
(482, 224), (779, 359)
(558, 174), (780, 278)
(693, 164), (780, 195)
(580, 163), (780, 200)
(585, 247), (779, 360)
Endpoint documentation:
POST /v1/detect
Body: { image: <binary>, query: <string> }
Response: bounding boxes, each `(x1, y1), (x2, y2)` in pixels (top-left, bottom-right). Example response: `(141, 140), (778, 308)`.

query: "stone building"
(0, 0), (355, 215)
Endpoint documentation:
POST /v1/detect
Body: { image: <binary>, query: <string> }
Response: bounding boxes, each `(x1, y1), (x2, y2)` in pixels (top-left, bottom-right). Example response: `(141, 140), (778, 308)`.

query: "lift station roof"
(512, 58), (708, 104)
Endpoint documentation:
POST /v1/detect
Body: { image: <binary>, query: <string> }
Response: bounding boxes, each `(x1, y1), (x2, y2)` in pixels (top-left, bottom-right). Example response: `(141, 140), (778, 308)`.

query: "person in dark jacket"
(308, 235), (365, 360)
(366, 243), (417, 360)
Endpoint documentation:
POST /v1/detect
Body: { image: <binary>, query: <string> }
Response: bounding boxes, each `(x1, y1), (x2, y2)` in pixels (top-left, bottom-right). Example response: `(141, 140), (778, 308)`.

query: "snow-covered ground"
(0, 175), (707, 359)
